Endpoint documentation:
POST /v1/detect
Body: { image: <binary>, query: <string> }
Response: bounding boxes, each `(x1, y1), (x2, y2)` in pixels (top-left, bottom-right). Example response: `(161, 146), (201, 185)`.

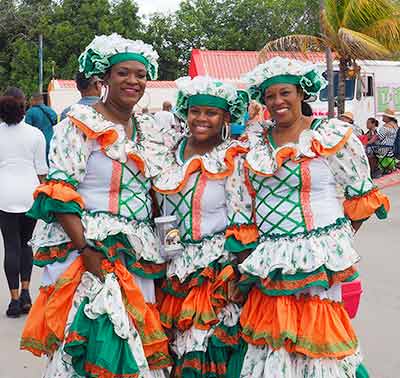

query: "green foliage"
(0, 0), (321, 95)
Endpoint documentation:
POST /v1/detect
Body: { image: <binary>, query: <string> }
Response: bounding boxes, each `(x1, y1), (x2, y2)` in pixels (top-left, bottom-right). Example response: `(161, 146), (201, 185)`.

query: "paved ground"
(0, 185), (399, 378)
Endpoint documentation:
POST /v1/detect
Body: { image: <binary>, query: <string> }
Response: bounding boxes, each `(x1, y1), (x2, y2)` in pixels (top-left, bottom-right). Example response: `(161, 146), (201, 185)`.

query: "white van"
(310, 60), (400, 128)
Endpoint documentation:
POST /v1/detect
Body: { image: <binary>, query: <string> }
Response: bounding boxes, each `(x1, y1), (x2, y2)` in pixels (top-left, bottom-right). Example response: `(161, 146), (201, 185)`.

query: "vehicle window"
(319, 71), (355, 101)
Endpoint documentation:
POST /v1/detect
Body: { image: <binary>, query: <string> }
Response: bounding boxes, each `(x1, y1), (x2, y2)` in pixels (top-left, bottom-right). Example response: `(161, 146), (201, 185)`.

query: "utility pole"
(38, 34), (43, 94)
(320, 0), (335, 118)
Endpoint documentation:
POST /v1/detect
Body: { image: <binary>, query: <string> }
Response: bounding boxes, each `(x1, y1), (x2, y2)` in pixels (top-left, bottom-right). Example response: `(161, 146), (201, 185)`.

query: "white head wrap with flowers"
(242, 57), (327, 104)
(174, 76), (249, 123)
(78, 33), (159, 80)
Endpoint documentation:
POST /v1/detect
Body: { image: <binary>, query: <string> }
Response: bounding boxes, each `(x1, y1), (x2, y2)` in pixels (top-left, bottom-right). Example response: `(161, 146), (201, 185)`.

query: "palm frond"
(343, 0), (395, 31)
(361, 15), (400, 51)
(260, 35), (326, 57)
(320, 9), (340, 47)
(337, 27), (393, 59)
(323, 0), (346, 32)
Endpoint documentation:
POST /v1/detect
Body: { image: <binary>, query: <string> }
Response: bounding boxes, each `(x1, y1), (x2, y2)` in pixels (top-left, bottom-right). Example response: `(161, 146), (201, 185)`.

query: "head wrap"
(174, 76), (249, 123)
(242, 57), (327, 104)
(78, 33), (159, 80)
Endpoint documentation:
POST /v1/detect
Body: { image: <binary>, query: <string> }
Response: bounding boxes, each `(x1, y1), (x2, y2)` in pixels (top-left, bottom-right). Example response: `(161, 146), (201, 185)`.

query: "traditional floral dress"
(152, 137), (258, 378)
(20, 104), (173, 378)
(237, 118), (390, 378)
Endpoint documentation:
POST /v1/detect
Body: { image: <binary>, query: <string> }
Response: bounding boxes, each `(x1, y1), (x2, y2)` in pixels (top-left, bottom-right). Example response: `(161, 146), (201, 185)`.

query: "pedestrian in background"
(0, 87), (48, 318)
(60, 72), (102, 121)
(25, 92), (57, 158)
(154, 100), (176, 131)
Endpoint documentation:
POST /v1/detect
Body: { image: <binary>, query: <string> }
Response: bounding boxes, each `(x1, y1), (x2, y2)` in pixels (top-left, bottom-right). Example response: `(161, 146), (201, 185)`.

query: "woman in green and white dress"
(236, 57), (390, 378)
(153, 76), (258, 378)
(20, 33), (173, 378)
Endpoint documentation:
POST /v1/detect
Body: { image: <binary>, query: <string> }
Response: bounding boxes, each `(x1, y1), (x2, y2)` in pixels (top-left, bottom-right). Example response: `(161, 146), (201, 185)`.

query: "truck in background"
(310, 60), (400, 129)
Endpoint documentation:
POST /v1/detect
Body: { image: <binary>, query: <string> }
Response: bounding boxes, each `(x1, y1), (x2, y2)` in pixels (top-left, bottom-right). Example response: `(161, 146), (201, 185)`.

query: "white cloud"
(136, 0), (182, 16)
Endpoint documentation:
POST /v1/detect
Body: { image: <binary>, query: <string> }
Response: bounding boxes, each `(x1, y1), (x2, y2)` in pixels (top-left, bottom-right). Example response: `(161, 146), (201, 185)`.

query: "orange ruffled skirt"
(240, 287), (358, 359)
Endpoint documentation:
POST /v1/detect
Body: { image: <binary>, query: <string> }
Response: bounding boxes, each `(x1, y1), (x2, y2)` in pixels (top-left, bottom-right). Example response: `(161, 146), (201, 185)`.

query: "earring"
(221, 122), (230, 141)
(101, 84), (109, 103)
(184, 121), (191, 137)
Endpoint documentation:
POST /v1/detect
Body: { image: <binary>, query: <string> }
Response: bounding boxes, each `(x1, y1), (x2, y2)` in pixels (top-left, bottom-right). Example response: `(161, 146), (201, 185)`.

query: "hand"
(248, 101), (261, 120)
(81, 247), (105, 280)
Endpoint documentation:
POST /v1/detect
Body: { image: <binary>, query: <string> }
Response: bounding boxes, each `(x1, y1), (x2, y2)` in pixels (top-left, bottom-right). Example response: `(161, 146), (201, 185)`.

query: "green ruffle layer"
(224, 236), (257, 253)
(33, 233), (166, 279)
(64, 298), (139, 378)
(27, 193), (82, 223)
(356, 363), (370, 378)
(174, 322), (243, 378)
(239, 266), (359, 296)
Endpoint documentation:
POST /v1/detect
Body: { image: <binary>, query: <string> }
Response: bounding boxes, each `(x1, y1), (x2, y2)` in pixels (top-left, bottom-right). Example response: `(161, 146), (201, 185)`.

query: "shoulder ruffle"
(245, 118), (352, 176)
(68, 104), (172, 178)
(152, 139), (248, 194)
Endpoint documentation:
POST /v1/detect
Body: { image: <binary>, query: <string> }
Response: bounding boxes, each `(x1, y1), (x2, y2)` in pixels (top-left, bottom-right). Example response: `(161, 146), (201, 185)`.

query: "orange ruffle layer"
(343, 188), (390, 221)
(34, 181), (84, 208)
(160, 265), (236, 331)
(225, 224), (258, 245)
(21, 258), (170, 367)
(240, 287), (358, 359)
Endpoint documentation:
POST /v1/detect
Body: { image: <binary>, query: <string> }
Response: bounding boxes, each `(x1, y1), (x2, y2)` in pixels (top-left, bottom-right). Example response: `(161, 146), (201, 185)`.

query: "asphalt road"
(0, 186), (398, 378)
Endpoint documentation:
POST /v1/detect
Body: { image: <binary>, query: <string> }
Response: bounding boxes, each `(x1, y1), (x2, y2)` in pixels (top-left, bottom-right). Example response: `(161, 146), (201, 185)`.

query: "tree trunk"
(338, 58), (347, 116)
(326, 48), (335, 118)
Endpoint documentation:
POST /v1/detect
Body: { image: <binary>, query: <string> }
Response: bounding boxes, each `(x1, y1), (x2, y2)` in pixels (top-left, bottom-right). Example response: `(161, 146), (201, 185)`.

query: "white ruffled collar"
(68, 104), (172, 177)
(246, 118), (352, 176)
(153, 137), (248, 193)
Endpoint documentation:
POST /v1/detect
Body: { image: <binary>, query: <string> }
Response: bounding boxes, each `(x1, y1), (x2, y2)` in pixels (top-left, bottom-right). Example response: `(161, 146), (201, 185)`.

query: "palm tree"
(259, 0), (400, 115)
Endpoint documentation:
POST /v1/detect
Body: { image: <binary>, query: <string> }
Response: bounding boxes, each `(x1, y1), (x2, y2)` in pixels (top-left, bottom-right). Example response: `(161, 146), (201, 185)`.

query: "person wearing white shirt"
(154, 101), (176, 131)
(0, 88), (48, 318)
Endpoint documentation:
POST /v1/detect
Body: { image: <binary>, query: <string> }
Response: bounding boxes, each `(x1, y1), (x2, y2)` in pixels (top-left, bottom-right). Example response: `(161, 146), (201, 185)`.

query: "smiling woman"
(20, 33), (175, 378)
(234, 56), (390, 378)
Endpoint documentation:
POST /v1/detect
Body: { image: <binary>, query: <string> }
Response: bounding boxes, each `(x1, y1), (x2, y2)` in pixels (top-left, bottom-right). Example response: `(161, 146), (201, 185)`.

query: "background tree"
(260, 0), (400, 115)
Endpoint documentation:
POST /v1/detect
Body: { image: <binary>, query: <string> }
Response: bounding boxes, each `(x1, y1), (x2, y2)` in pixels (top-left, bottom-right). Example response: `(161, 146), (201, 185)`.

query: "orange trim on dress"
(310, 128), (352, 157)
(192, 173), (207, 240)
(154, 145), (248, 194)
(69, 116), (118, 151)
(109, 160), (122, 214)
(225, 224), (259, 244)
(34, 181), (84, 208)
(343, 188), (390, 221)
(300, 160), (314, 231)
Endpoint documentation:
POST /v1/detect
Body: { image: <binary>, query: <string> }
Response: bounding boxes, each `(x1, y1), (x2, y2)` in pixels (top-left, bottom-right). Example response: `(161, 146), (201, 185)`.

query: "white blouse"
(0, 121), (48, 212)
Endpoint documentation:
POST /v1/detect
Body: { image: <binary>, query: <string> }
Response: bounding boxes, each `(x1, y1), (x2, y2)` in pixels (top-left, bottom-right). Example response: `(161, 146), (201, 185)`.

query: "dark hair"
(75, 72), (96, 92)
(301, 101), (313, 116)
(4, 87), (25, 100)
(0, 96), (25, 124)
(367, 117), (379, 127)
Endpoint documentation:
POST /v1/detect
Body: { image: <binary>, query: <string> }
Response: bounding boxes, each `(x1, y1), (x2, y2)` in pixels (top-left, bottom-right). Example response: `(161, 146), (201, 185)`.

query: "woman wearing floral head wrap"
(20, 33), (172, 378)
(152, 76), (257, 377)
(236, 57), (390, 378)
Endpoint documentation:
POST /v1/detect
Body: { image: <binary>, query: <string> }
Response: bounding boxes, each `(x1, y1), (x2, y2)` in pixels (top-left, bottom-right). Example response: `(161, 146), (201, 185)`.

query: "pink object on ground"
(342, 280), (363, 319)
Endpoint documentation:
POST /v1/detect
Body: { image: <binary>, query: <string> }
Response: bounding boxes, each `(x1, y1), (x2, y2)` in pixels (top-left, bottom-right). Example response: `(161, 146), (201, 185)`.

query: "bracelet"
(77, 243), (89, 254)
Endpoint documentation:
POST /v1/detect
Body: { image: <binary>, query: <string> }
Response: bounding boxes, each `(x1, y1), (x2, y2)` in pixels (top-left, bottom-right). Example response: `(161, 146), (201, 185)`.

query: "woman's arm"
(56, 213), (104, 278)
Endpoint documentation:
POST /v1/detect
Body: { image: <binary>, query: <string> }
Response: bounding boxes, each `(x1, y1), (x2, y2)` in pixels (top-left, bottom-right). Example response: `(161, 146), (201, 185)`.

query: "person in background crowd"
(0, 87), (48, 318)
(365, 117), (380, 176)
(155, 100), (176, 131)
(339, 111), (364, 136)
(60, 72), (102, 121)
(25, 92), (57, 158)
